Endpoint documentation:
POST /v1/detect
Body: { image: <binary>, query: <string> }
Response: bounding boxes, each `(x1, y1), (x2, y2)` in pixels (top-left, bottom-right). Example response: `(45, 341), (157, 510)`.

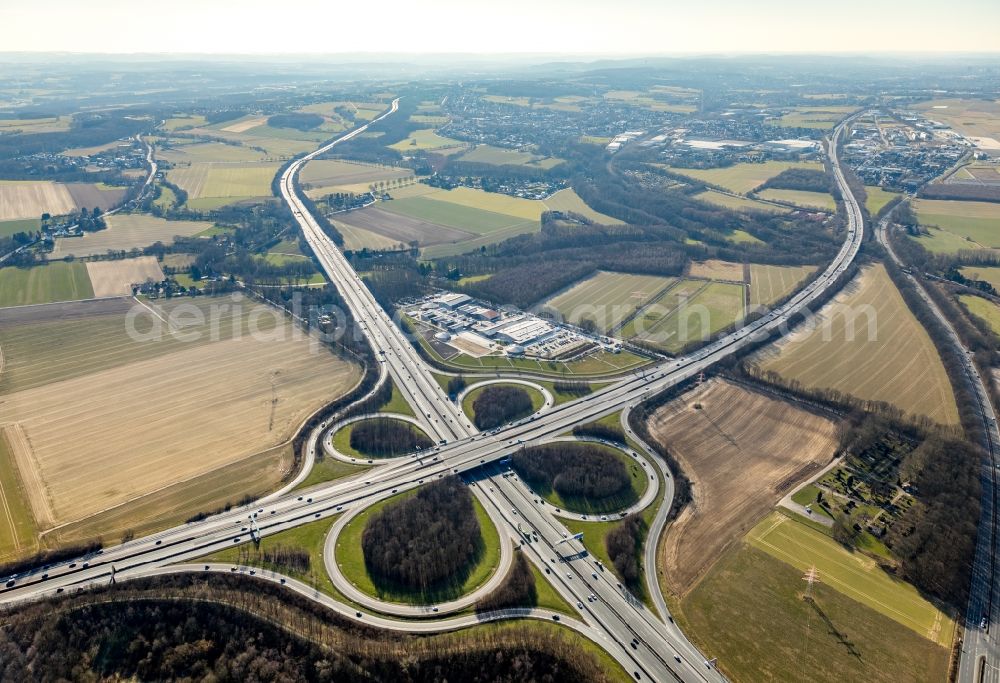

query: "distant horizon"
(2, 0), (998, 55)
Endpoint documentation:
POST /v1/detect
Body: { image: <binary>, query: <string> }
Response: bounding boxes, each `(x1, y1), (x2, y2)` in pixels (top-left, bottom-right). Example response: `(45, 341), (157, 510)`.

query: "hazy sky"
(2, 0), (998, 54)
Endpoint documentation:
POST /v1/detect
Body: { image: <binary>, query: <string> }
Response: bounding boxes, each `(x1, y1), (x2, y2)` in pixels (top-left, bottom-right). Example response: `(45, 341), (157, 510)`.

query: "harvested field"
(51, 214), (212, 258)
(542, 271), (676, 333)
(754, 264), (958, 424)
(64, 183), (126, 212)
(0, 262), (94, 307)
(749, 264), (815, 307)
(0, 181), (76, 220)
(687, 259), (744, 282)
(0, 296), (360, 536)
(220, 116), (268, 133)
(335, 206), (473, 247)
(85, 256), (165, 297)
(388, 128), (467, 152)
(648, 379), (837, 594)
(168, 162), (279, 200)
(300, 159), (411, 195)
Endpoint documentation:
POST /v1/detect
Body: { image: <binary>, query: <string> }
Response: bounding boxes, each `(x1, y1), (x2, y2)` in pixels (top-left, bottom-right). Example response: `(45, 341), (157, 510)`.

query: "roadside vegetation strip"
(747, 512), (955, 646)
(0, 262), (94, 308)
(754, 263), (959, 425)
(680, 543), (950, 683)
(646, 378), (838, 595)
(332, 486), (503, 606)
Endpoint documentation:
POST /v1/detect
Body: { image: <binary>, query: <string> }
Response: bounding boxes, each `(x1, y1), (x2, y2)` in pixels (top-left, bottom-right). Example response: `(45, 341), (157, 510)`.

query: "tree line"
(475, 552), (537, 614)
(572, 421), (627, 445)
(362, 477), (483, 593)
(0, 571), (615, 682)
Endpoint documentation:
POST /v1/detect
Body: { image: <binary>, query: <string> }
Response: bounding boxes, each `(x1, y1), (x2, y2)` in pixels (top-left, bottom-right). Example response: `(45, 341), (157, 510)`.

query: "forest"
(349, 417), (433, 457)
(512, 443), (630, 502)
(0, 573), (614, 683)
(362, 477), (483, 592)
(472, 385), (535, 430)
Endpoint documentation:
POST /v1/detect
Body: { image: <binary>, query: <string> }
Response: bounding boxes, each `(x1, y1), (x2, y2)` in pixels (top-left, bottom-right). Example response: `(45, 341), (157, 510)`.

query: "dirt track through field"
(647, 379), (837, 595)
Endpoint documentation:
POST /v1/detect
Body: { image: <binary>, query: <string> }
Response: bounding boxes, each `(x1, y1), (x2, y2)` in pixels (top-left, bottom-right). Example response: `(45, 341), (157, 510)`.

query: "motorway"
(877, 214), (1000, 683)
(1, 107), (865, 683)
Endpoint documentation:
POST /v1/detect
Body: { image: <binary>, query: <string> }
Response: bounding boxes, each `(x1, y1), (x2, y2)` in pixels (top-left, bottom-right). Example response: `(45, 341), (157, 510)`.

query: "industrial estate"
(0, 39), (999, 683)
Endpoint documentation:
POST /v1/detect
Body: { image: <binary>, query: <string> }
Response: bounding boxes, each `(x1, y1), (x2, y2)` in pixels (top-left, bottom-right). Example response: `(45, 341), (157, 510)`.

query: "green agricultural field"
(694, 189), (788, 214)
(381, 196), (534, 235)
(423, 186), (545, 221)
(631, 281), (745, 353)
(161, 115), (207, 131)
(912, 226), (985, 254)
(756, 264), (958, 424)
(960, 265), (1000, 291)
(864, 186), (900, 216)
(542, 271), (677, 333)
(458, 145), (564, 170)
(749, 264), (815, 307)
(757, 188), (837, 211)
(681, 543), (950, 683)
(0, 262), (94, 307)
(168, 162), (279, 201)
(768, 106), (856, 129)
(156, 141), (266, 164)
(620, 279), (706, 339)
(912, 199), (1000, 250)
(747, 513), (955, 645)
(153, 184), (177, 211)
(335, 492), (501, 604)
(727, 229), (765, 244)
(0, 218), (41, 237)
(668, 160), (821, 194)
(0, 430), (38, 561)
(542, 188), (620, 224)
(959, 295), (1000, 335)
(389, 128), (467, 152)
